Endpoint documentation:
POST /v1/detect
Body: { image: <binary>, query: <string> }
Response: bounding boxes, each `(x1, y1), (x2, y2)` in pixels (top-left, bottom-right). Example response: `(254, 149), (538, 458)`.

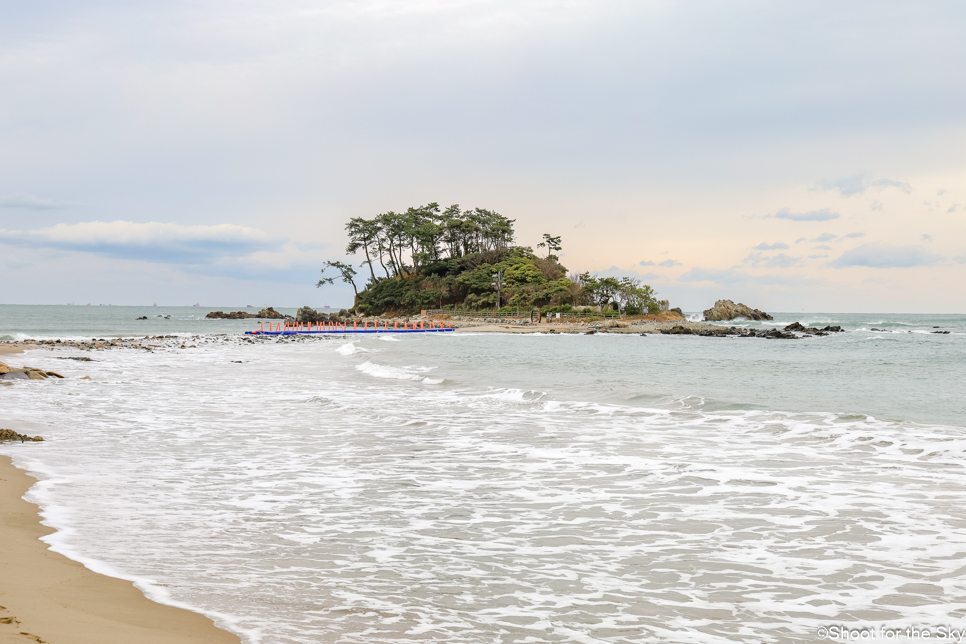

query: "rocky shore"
(658, 322), (844, 339)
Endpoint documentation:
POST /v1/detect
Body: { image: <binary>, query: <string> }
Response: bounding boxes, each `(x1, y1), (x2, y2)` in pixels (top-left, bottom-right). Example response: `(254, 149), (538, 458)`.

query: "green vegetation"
(318, 204), (668, 315)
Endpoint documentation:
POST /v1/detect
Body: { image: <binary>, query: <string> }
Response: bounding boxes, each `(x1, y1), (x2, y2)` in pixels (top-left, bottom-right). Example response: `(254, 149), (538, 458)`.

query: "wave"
(336, 342), (370, 356)
(355, 361), (443, 384)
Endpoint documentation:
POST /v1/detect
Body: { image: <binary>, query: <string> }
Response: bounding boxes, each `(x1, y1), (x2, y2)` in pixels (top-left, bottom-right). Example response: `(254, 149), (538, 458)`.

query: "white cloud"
(753, 241), (788, 250)
(658, 259), (682, 267)
(0, 220), (283, 264)
(771, 207), (840, 222)
(813, 175), (911, 197)
(831, 243), (942, 269)
(678, 267), (818, 288)
(0, 194), (76, 210)
(742, 252), (802, 268)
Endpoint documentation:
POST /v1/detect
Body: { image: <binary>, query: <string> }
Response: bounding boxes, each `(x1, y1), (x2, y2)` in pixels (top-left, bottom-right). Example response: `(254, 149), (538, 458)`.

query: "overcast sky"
(1, 0), (964, 312)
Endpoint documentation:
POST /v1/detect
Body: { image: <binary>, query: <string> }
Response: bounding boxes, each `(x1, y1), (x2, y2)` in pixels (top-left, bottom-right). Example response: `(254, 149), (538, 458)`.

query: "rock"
(27, 371), (47, 380)
(669, 307), (684, 317)
(44, 371), (65, 378)
(661, 325), (695, 335)
(702, 299), (773, 321)
(0, 429), (41, 442)
(0, 371), (28, 380)
(257, 307), (288, 319)
(784, 322), (806, 332)
(206, 307), (290, 320)
(206, 310), (253, 319)
(820, 325), (844, 333)
(80, 376), (91, 380)
(136, 316), (148, 320)
(933, 330), (950, 334)
(296, 306), (323, 323)
(0, 361), (9, 374)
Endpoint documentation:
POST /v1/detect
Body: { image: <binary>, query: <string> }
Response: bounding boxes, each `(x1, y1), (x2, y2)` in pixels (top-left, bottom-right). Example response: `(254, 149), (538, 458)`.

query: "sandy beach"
(0, 453), (240, 644)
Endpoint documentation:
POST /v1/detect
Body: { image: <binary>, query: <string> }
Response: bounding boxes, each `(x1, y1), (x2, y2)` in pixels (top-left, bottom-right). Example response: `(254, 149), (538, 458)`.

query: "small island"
(318, 203), (673, 318)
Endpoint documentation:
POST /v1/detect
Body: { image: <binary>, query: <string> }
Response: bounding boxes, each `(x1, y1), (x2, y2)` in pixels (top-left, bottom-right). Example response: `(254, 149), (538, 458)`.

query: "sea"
(1, 305), (965, 644)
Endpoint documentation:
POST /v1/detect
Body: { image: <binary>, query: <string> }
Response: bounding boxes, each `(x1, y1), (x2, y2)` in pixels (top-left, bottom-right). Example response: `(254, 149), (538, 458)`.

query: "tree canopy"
(318, 203), (667, 315)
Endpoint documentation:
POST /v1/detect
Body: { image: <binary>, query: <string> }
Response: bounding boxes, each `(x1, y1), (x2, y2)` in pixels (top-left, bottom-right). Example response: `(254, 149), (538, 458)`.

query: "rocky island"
(205, 307), (290, 320)
(702, 299), (774, 321)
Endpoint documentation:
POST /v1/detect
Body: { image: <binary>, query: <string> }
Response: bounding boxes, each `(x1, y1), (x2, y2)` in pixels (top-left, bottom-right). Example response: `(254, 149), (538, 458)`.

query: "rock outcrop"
(206, 307), (290, 320)
(295, 307), (352, 323)
(702, 300), (773, 321)
(783, 322), (844, 336)
(0, 361), (68, 381)
(0, 428), (44, 442)
(296, 306), (324, 323)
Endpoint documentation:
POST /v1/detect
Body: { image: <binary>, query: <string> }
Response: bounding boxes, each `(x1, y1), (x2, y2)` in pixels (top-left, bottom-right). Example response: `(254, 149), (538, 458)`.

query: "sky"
(1, 0), (964, 312)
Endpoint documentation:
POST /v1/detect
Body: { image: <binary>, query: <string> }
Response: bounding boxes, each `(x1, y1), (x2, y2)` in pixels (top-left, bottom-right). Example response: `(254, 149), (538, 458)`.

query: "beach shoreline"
(0, 452), (241, 644)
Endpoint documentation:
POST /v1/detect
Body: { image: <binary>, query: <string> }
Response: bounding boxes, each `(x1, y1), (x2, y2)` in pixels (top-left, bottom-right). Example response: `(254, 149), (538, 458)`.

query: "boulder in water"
(703, 300), (773, 321)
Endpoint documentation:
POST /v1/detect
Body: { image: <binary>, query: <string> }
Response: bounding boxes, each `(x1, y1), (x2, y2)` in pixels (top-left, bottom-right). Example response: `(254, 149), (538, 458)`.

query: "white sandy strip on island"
(0, 453), (241, 644)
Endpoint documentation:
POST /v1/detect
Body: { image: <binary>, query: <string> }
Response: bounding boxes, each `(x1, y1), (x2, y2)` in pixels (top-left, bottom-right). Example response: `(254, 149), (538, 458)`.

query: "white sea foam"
(1, 332), (965, 644)
(355, 360), (442, 384)
(336, 341), (369, 355)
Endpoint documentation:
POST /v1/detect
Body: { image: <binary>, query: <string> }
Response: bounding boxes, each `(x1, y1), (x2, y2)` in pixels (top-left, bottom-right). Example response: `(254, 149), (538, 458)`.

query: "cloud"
(921, 234), (932, 242)
(639, 260), (655, 266)
(949, 204), (961, 213)
(772, 207), (839, 222)
(742, 252), (802, 268)
(0, 220), (283, 264)
(0, 194), (76, 210)
(813, 175), (912, 197)
(813, 245), (832, 250)
(753, 241), (788, 250)
(658, 259), (682, 267)
(678, 267), (818, 288)
(831, 243), (942, 269)
(796, 233), (838, 244)
(844, 232), (865, 238)
(808, 254), (829, 259)
(954, 255), (966, 265)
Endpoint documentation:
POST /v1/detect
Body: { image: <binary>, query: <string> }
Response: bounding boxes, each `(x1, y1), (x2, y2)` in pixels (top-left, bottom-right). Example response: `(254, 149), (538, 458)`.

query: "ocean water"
(2, 306), (966, 643)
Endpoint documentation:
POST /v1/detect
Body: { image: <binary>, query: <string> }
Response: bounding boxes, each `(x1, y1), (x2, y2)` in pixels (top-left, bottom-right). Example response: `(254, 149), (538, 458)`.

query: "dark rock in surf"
(703, 299), (773, 322)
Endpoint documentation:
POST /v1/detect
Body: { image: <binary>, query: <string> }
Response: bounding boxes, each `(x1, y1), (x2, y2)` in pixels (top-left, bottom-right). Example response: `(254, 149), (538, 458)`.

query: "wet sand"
(0, 453), (240, 644)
